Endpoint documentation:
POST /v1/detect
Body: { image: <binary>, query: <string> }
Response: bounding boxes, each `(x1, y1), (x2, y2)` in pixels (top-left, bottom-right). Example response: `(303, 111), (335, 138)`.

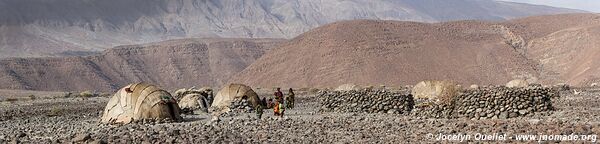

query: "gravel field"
(1, 88), (600, 143)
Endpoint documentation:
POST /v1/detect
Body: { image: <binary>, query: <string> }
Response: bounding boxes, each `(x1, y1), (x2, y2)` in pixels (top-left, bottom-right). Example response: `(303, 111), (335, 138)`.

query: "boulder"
(469, 85), (479, 89)
(411, 80), (461, 104)
(506, 79), (529, 88)
(335, 84), (361, 91)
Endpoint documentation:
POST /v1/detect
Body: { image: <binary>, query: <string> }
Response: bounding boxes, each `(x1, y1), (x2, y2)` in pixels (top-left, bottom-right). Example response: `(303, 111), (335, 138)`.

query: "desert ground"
(1, 87), (599, 143)
(0, 1), (598, 143)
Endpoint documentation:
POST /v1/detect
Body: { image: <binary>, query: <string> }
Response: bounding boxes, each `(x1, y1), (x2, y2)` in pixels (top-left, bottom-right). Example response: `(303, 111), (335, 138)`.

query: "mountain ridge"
(2, 14), (600, 91)
(0, 38), (284, 91)
(230, 13), (600, 87)
(0, 0), (586, 58)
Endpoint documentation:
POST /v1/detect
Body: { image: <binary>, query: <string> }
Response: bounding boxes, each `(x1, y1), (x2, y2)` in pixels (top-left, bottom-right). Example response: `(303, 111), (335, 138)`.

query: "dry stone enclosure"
(318, 85), (557, 119)
(415, 85), (556, 119)
(318, 90), (414, 114)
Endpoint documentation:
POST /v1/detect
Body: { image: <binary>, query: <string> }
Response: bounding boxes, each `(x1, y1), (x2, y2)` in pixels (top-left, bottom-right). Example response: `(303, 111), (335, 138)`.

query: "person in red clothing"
(273, 101), (281, 116)
(274, 88), (284, 104)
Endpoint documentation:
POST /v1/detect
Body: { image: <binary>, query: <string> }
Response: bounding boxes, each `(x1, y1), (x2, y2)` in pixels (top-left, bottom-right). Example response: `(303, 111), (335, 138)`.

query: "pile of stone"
(318, 90), (414, 114)
(414, 86), (556, 119)
(228, 98), (254, 113)
(212, 98), (255, 117)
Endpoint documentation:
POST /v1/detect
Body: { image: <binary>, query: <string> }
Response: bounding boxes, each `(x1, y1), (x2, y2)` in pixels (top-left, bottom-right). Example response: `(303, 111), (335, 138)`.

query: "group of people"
(255, 88), (295, 119)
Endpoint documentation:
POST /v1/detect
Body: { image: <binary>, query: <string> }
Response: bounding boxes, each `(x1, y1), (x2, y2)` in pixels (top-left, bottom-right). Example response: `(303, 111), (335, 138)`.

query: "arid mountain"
(0, 0), (585, 58)
(231, 13), (600, 87)
(2, 14), (599, 91)
(231, 20), (540, 88)
(503, 14), (600, 86)
(0, 38), (283, 91)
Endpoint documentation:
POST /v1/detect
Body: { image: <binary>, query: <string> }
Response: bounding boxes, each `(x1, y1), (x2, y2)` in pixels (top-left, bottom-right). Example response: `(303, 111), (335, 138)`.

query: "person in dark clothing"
(206, 91), (214, 105)
(274, 88), (284, 104)
(267, 98), (274, 109)
(261, 97), (267, 108)
(287, 88), (295, 109)
(255, 105), (264, 119)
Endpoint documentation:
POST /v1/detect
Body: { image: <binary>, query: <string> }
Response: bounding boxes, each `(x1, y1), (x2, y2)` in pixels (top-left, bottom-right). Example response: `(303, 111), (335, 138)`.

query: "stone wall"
(210, 98), (254, 117)
(414, 86), (556, 119)
(318, 86), (557, 119)
(318, 90), (414, 114)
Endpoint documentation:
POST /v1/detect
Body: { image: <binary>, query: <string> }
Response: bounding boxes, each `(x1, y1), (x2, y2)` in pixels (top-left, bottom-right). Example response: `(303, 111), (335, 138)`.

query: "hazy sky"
(499, 0), (600, 12)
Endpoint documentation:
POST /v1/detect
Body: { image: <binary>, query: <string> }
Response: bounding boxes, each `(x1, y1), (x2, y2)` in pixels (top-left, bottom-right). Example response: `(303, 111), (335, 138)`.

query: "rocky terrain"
(0, 1), (597, 143)
(232, 13), (600, 87)
(0, 0), (584, 58)
(0, 87), (599, 143)
(0, 38), (283, 91)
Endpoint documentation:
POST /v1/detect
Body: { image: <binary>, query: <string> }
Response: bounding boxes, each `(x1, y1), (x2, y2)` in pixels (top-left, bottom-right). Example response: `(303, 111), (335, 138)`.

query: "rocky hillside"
(503, 14), (600, 86)
(0, 0), (584, 58)
(231, 13), (600, 87)
(230, 20), (540, 88)
(2, 14), (599, 91)
(0, 38), (283, 91)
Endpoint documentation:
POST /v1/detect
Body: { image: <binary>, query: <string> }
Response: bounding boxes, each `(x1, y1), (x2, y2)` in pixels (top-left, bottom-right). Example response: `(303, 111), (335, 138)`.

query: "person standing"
(261, 97), (267, 108)
(255, 105), (263, 119)
(279, 100), (285, 118)
(206, 90), (214, 105)
(273, 101), (281, 116)
(274, 88), (284, 104)
(267, 98), (274, 109)
(287, 88), (295, 109)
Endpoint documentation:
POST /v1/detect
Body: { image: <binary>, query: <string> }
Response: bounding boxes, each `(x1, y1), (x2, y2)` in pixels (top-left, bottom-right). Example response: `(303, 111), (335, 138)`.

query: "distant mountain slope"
(527, 24), (600, 86)
(2, 14), (599, 91)
(502, 14), (600, 85)
(0, 38), (283, 91)
(0, 0), (585, 58)
(230, 20), (540, 88)
(231, 13), (600, 87)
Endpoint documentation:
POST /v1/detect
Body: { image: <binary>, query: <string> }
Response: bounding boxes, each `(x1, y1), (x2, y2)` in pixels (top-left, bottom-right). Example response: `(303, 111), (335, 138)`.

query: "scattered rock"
(16, 132), (26, 138)
(89, 139), (107, 144)
(518, 110), (529, 115)
(72, 133), (91, 142)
